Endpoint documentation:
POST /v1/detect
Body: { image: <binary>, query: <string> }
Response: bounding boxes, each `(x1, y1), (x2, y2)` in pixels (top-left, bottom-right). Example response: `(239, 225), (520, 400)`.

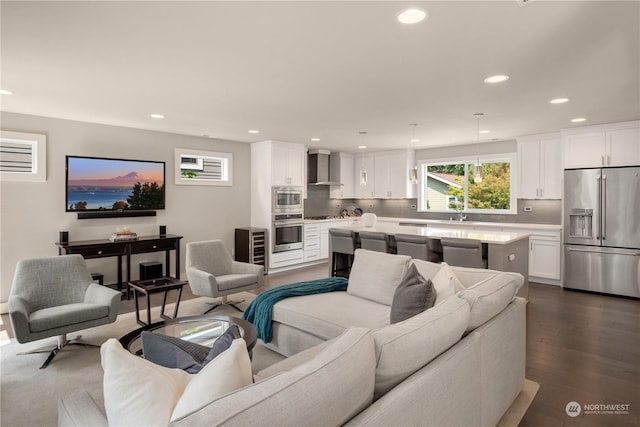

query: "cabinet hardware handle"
(607, 155), (611, 165)
(153, 245), (157, 249)
(601, 155), (605, 166)
(98, 251), (102, 255)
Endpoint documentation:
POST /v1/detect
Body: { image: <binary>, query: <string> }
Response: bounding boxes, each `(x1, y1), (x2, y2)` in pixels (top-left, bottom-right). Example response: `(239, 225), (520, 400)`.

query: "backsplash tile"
(304, 186), (560, 225)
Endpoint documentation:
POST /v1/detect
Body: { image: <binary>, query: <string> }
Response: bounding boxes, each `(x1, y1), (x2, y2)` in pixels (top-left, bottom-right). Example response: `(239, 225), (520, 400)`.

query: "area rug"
(0, 293), (268, 427)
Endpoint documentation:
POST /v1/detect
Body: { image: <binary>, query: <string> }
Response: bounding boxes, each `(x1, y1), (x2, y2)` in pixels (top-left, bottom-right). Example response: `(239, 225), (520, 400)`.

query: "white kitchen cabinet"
(330, 153), (355, 199)
(353, 154), (376, 199)
(270, 250), (304, 269)
(608, 127), (640, 166)
(303, 223), (321, 262)
(529, 236), (561, 281)
(500, 225), (561, 283)
(251, 140), (306, 273)
(517, 133), (561, 199)
(562, 121), (640, 168)
(272, 142), (306, 187)
(373, 150), (416, 199)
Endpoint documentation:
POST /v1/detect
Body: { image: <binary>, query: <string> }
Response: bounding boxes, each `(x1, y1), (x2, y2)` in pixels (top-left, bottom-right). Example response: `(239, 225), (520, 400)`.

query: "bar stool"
(329, 228), (357, 277)
(440, 238), (487, 269)
(358, 231), (390, 253)
(395, 234), (441, 263)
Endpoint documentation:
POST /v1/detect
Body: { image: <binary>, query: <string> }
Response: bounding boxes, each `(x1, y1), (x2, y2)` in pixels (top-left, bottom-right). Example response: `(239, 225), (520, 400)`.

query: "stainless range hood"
(308, 149), (342, 186)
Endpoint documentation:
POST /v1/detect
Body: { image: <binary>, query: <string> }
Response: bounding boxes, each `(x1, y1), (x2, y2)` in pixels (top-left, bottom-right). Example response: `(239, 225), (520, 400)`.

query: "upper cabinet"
(562, 121), (640, 169)
(271, 141), (306, 187)
(353, 154), (376, 199)
(329, 152), (354, 199)
(373, 150), (416, 199)
(338, 149), (416, 199)
(517, 133), (561, 199)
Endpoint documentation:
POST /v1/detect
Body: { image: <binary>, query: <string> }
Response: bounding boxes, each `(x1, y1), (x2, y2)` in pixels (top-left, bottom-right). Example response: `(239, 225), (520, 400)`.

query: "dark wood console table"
(56, 234), (183, 292)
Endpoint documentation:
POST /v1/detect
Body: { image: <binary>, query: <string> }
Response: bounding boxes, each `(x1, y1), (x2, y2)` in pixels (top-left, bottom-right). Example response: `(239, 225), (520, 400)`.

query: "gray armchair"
(9, 254), (121, 369)
(186, 240), (263, 313)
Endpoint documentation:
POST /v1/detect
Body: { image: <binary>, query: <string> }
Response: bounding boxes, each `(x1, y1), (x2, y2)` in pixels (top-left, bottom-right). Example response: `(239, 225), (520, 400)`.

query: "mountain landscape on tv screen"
(67, 171), (162, 188)
(67, 171), (164, 211)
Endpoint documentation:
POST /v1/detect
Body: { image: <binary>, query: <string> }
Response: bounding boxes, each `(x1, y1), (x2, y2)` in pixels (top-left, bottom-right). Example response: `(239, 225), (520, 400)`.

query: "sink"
(428, 219), (476, 225)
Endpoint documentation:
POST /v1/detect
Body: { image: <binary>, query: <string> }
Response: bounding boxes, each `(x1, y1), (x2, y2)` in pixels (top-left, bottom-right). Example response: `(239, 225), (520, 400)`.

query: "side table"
(119, 315), (258, 358)
(128, 277), (187, 326)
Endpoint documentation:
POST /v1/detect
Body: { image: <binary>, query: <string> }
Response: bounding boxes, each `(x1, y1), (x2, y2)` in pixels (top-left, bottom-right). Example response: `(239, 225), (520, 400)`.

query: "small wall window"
(174, 148), (232, 186)
(0, 131), (47, 182)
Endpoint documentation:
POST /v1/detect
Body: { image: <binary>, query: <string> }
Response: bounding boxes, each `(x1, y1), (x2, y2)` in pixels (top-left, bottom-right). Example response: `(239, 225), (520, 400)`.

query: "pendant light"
(473, 113), (484, 183)
(409, 124), (419, 184)
(358, 132), (368, 186)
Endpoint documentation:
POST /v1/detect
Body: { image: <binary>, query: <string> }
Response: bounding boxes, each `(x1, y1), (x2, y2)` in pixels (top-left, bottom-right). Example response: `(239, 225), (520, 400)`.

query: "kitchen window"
(417, 154), (516, 214)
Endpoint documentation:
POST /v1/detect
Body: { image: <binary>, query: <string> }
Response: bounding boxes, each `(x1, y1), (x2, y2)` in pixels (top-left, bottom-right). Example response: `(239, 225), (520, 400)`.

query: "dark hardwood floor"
(2, 262), (638, 426)
(520, 283), (639, 427)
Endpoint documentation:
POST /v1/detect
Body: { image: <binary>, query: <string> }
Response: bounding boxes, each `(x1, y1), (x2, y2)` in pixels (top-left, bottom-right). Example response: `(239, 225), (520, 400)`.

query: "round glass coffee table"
(119, 315), (257, 357)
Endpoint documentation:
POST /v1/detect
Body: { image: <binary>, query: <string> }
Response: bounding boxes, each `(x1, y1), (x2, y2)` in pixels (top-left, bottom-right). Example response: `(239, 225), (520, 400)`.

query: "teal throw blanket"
(242, 277), (348, 343)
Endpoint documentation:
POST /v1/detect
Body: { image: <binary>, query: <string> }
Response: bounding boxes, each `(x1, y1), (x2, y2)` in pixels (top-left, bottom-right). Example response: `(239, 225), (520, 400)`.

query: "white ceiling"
(1, 1), (639, 153)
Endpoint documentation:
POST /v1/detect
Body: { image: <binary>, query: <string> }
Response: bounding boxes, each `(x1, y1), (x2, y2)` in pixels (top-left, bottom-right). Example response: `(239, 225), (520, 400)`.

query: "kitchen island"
(329, 222), (530, 299)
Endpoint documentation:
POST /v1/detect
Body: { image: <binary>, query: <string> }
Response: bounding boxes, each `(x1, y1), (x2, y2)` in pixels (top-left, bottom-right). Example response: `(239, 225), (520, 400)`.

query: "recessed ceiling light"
(358, 145), (367, 149)
(150, 114), (164, 119)
(549, 97), (570, 104)
(311, 138), (321, 142)
(0, 89), (13, 95)
(571, 117), (587, 123)
(410, 138), (420, 143)
(479, 130), (491, 134)
(397, 8), (428, 24)
(248, 129), (260, 134)
(484, 75), (510, 84)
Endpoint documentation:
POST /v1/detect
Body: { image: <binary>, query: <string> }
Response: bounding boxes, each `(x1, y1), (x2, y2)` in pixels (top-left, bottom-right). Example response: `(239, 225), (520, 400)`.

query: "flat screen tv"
(66, 156), (165, 212)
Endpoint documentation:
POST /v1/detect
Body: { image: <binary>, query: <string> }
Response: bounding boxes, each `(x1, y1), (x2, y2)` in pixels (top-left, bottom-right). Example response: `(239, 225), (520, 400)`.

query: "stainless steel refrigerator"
(563, 166), (640, 298)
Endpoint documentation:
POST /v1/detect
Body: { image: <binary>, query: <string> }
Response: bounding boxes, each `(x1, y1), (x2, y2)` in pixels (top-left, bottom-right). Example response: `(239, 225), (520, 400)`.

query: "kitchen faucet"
(455, 201), (467, 221)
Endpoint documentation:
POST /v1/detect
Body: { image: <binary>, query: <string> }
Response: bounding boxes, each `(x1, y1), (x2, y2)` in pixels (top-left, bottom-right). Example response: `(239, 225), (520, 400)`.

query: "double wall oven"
(272, 187), (304, 253)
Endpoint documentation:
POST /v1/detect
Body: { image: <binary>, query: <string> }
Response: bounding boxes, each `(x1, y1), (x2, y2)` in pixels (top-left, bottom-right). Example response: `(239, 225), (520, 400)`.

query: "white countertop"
(333, 222), (529, 245)
(376, 217), (561, 231)
(304, 216), (561, 232)
(303, 217), (354, 224)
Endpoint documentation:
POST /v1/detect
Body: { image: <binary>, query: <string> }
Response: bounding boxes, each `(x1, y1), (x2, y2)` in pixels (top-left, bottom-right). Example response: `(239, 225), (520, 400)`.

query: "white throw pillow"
(101, 337), (253, 427)
(431, 262), (465, 305)
(171, 338), (253, 420)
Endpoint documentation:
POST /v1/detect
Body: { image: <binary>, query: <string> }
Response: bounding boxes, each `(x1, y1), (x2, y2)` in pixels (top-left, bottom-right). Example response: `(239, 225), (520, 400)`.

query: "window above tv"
(65, 156), (165, 212)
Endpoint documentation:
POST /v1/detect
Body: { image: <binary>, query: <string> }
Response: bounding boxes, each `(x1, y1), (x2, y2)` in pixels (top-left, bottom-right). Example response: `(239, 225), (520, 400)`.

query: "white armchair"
(186, 240), (263, 313)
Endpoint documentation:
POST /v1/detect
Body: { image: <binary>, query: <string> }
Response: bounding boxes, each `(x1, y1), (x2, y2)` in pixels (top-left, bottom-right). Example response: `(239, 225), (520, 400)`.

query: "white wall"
(0, 112), (252, 312)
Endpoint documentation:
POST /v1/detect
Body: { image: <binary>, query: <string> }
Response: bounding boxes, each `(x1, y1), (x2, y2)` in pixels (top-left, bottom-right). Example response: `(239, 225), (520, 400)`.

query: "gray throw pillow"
(390, 263), (437, 324)
(141, 324), (241, 373)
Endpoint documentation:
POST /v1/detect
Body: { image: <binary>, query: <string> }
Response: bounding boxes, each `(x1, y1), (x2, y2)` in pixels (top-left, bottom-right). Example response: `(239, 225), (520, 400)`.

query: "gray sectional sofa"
(59, 249), (526, 427)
